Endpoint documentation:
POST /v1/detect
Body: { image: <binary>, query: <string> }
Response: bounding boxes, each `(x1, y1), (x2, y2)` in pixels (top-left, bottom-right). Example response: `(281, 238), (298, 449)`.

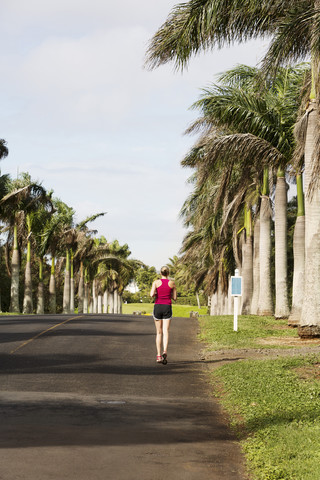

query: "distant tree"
(0, 139), (8, 163)
(135, 265), (158, 302)
(1, 173), (52, 313)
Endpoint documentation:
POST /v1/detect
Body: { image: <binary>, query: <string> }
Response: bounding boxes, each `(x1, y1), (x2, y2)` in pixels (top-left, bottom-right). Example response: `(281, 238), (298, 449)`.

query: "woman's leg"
(154, 319), (163, 356)
(162, 318), (171, 353)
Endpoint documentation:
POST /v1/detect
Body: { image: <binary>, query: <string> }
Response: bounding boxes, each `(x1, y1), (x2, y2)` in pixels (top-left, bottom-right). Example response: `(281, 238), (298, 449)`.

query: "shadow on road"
(0, 352), (220, 375)
(0, 394), (234, 449)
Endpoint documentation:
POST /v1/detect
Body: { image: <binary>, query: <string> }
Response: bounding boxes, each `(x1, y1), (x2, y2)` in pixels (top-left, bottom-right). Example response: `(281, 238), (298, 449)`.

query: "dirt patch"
(295, 363), (320, 381)
(258, 337), (320, 346)
(200, 341), (320, 370)
(270, 325), (290, 331)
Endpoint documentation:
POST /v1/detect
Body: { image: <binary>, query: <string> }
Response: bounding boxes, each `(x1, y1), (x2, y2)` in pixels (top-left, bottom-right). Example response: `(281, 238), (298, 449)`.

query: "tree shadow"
(235, 404), (320, 441)
(0, 393), (235, 449)
(0, 353), (211, 376)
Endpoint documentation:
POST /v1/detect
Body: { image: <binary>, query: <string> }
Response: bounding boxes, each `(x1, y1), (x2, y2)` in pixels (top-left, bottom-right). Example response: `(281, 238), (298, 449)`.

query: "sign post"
(231, 269), (242, 331)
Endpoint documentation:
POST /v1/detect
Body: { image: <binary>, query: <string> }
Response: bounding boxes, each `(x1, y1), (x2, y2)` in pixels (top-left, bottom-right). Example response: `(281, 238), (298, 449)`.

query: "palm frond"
(216, 64), (260, 88)
(77, 212), (107, 231)
(207, 133), (284, 169)
(261, 5), (315, 77)
(0, 139), (9, 160)
(145, 0), (290, 71)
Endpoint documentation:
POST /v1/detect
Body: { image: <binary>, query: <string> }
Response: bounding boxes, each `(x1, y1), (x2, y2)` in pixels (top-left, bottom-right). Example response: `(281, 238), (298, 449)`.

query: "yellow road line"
(10, 315), (85, 355)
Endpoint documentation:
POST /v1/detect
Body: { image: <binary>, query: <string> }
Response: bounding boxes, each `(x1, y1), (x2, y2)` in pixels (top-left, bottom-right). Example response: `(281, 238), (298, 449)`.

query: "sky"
(0, 0), (267, 271)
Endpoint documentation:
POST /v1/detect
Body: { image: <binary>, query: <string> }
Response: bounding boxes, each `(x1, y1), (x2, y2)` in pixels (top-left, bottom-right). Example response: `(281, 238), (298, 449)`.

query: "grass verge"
(199, 314), (298, 350)
(122, 303), (207, 317)
(200, 315), (320, 480)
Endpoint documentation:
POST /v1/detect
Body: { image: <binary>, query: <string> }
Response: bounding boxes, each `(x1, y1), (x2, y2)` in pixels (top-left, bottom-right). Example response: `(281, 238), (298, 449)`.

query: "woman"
(150, 266), (177, 363)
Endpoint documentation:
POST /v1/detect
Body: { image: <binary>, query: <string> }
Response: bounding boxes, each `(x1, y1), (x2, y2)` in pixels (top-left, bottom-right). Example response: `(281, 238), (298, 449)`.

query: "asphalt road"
(0, 313), (246, 480)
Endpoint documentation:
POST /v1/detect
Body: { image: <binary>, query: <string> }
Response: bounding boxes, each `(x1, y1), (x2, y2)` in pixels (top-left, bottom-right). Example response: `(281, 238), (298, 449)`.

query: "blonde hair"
(160, 266), (170, 277)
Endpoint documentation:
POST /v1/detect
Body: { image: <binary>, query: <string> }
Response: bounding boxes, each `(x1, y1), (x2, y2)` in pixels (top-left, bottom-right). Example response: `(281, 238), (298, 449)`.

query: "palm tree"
(241, 205), (253, 314)
(57, 210), (105, 314)
(258, 168), (273, 315)
(0, 139), (8, 163)
(0, 173), (11, 310)
(73, 224), (111, 314)
(29, 201), (55, 314)
(39, 199), (74, 313)
(251, 215), (260, 314)
(167, 255), (180, 277)
(92, 240), (138, 314)
(22, 195), (54, 314)
(0, 174), (51, 313)
(74, 234), (111, 313)
(145, 0), (320, 331)
(145, 1), (317, 74)
(179, 146), (240, 314)
(288, 173), (305, 325)
(74, 230), (95, 314)
(184, 64), (307, 315)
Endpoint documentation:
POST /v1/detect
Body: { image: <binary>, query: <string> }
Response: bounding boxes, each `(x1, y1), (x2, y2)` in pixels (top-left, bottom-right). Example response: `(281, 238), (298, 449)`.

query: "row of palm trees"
(146, 0), (320, 336)
(0, 164), (139, 314)
(177, 63), (306, 320)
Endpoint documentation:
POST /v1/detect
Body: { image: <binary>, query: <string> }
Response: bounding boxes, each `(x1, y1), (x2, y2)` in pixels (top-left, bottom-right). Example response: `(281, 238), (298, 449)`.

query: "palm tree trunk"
(227, 276), (233, 314)
(299, 99), (320, 336)
(241, 207), (253, 314)
(84, 283), (89, 314)
(114, 288), (119, 314)
(119, 295), (123, 313)
(108, 289), (114, 314)
(274, 170), (290, 318)
(23, 237), (33, 314)
(63, 250), (70, 314)
(98, 294), (103, 313)
(215, 273), (227, 315)
(10, 224), (20, 313)
(49, 257), (56, 314)
(289, 174), (305, 326)
(210, 292), (216, 315)
(103, 290), (108, 313)
(36, 257), (44, 314)
(258, 169), (273, 316)
(78, 262), (84, 314)
(251, 217), (260, 315)
(83, 267), (89, 313)
(69, 250), (74, 314)
(196, 292), (200, 308)
(92, 279), (97, 313)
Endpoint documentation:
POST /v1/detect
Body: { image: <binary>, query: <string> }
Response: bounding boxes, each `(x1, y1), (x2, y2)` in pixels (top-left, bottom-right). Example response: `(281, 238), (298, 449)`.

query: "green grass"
(0, 312), (19, 315)
(122, 303), (153, 314)
(199, 314), (320, 479)
(199, 314), (298, 350)
(212, 356), (320, 480)
(122, 303), (207, 317)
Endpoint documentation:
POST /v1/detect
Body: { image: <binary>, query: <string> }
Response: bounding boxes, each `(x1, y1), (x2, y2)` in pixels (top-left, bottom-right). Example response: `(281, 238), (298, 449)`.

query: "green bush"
(176, 294), (206, 306)
(122, 291), (141, 303)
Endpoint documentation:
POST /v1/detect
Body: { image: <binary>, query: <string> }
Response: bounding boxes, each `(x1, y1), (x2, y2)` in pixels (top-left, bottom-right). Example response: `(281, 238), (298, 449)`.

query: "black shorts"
(153, 304), (172, 320)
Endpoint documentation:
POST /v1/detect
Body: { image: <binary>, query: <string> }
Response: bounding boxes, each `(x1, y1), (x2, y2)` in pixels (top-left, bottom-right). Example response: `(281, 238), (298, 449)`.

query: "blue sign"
(231, 276), (242, 296)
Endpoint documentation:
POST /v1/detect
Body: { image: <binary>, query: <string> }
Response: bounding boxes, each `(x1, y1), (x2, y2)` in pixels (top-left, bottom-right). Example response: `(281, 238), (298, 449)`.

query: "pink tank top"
(155, 279), (172, 305)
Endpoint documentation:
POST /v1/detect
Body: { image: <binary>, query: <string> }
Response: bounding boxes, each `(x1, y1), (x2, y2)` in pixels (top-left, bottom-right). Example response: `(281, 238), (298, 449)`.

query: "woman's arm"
(169, 280), (177, 301)
(150, 281), (157, 298)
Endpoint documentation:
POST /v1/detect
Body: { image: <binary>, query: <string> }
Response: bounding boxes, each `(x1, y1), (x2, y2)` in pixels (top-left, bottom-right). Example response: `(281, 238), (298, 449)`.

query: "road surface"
(0, 313), (246, 480)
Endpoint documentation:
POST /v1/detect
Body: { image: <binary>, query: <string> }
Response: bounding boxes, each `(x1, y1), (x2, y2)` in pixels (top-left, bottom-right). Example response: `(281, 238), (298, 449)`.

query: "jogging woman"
(150, 266), (177, 363)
